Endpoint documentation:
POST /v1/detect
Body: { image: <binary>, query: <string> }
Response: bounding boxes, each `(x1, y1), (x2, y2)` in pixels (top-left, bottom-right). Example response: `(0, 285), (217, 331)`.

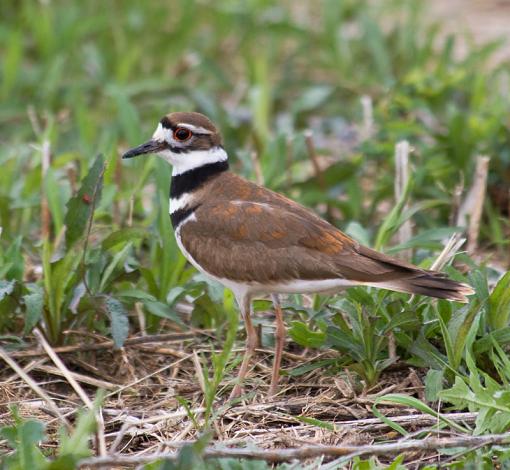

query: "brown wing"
(180, 199), (422, 284)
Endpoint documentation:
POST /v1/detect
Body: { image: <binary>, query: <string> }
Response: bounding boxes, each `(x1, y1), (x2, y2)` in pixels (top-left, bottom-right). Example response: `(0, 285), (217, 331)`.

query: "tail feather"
(352, 246), (474, 302)
(368, 273), (474, 303)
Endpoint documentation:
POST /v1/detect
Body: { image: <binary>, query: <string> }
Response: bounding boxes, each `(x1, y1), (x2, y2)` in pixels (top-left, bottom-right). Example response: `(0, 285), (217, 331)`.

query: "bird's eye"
(174, 127), (192, 141)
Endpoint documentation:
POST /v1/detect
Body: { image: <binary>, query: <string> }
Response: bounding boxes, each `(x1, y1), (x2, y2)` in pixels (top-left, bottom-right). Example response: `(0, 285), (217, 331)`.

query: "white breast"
(169, 193), (195, 214)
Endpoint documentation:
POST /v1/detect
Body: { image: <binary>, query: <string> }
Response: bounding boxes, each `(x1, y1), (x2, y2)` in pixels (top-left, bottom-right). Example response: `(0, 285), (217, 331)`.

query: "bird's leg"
(269, 294), (285, 397)
(230, 295), (257, 400)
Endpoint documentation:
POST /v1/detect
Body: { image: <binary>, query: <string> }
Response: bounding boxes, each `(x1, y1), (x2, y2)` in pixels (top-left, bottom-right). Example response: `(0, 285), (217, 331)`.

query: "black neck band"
(170, 205), (200, 228)
(170, 160), (229, 199)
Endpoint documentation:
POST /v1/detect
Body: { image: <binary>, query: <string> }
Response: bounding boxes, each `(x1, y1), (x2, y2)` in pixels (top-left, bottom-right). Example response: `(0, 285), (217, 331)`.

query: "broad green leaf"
(101, 227), (147, 250)
(326, 325), (364, 359)
(23, 288), (44, 335)
(488, 271), (510, 330)
(64, 154), (105, 248)
(117, 289), (157, 302)
(99, 242), (132, 292)
(0, 410), (47, 469)
(288, 321), (326, 348)
(3, 236), (24, 281)
(143, 300), (186, 328)
(374, 177), (413, 251)
(424, 368), (444, 402)
(57, 404), (98, 462)
(474, 327), (510, 354)
(0, 280), (15, 301)
(105, 296), (129, 348)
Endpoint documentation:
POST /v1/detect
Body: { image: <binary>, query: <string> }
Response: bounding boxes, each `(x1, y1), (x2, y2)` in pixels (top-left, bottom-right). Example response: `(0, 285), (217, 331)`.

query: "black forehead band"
(160, 116), (174, 130)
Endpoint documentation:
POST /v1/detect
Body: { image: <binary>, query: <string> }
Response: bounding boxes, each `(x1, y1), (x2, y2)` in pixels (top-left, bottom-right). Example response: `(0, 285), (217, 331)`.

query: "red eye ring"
(173, 127), (192, 141)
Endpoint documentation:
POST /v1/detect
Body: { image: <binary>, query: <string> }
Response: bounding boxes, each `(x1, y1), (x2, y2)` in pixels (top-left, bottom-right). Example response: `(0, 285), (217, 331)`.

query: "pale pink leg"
(230, 295), (257, 399)
(269, 294), (285, 397)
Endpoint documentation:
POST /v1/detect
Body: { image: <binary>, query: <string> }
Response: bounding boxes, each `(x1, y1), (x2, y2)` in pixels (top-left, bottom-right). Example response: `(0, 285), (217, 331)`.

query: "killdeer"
(122, 112), (474, 399)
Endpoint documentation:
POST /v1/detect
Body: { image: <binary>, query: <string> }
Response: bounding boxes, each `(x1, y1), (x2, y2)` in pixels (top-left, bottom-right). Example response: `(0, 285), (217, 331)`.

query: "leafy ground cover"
(1, 0), (510, 468)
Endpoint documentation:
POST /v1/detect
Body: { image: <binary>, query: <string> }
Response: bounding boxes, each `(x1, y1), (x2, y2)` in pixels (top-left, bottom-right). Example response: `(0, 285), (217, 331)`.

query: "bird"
(122, 111), (474, 399)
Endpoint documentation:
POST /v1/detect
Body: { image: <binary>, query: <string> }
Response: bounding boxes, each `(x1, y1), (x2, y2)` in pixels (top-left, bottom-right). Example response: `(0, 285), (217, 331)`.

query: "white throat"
(155, 146), (228, 176)
(171, 147), (227, 176)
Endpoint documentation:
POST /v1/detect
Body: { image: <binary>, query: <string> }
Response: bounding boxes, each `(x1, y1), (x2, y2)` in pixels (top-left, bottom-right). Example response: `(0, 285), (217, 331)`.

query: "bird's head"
(122, 112), (226, 175)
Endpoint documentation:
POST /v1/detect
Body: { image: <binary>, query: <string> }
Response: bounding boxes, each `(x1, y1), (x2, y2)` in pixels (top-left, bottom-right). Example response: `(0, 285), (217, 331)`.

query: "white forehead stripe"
(177, 123), (213, 135)
(152, 123), (169, 142)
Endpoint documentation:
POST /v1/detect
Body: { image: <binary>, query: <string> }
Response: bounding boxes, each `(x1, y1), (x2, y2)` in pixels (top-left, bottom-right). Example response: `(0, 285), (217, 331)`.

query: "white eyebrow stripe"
(177, 123), (213, 134)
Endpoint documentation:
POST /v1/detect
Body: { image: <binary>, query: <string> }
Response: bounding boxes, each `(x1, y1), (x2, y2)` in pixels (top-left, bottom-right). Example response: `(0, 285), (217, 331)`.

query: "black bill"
(122, 140), (167, 159)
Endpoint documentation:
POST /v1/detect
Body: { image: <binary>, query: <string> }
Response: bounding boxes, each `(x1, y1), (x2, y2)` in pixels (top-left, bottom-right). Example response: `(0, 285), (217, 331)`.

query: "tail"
(369, 272), (474, 303)
(347, 245), (474, 303)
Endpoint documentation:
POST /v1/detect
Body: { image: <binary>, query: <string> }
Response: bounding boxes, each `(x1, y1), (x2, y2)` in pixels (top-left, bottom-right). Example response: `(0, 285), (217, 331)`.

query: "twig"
(0, 345), (71, 430)
(128, 195), (134, 227)
(31, 364), (120, 390)
(33, 329), (107, 456)
(327, 411), (477, 432)
(192, 350), (207, 396)
(250, 151), (265, 186)
(360, 95), (374, 140)
(27, 105), (42, 136)
(394, 140), (412, 260)
(10, 331), (207, 357)
(103, 354), (192, 399)
(4, 357), (48, 383)
(133, 345), (187, 358)
(449, 178), (464, 226)
(456, 155), (490, 254)
(135, 302), (147, 337)
(78, 433), (510, 467)
(392, 141), (413, 361)
(430, 234), (466, 272)
(304, 130), (326, 189)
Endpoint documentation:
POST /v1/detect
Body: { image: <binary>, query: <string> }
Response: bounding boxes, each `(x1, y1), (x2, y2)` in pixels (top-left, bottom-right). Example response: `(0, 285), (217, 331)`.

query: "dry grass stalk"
(456, 155), (490, 254)
(128, 195), (135, 227)
(360, 95), (374, 140)
(9, 331), (203, 357)
(77, 432), (510, 467)
(31, 364), (119, 390)
(304, 130), (325, 189)
(431, 233), (466, 272)
(250, 150), (265, 186)
(0, 345), (71, 430)
(33, 329), (107, 456)
(4, 358), (48, 383)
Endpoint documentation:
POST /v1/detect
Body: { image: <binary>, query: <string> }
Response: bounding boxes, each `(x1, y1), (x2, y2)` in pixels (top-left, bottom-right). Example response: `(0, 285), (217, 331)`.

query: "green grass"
(1, 0), (510, 468)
